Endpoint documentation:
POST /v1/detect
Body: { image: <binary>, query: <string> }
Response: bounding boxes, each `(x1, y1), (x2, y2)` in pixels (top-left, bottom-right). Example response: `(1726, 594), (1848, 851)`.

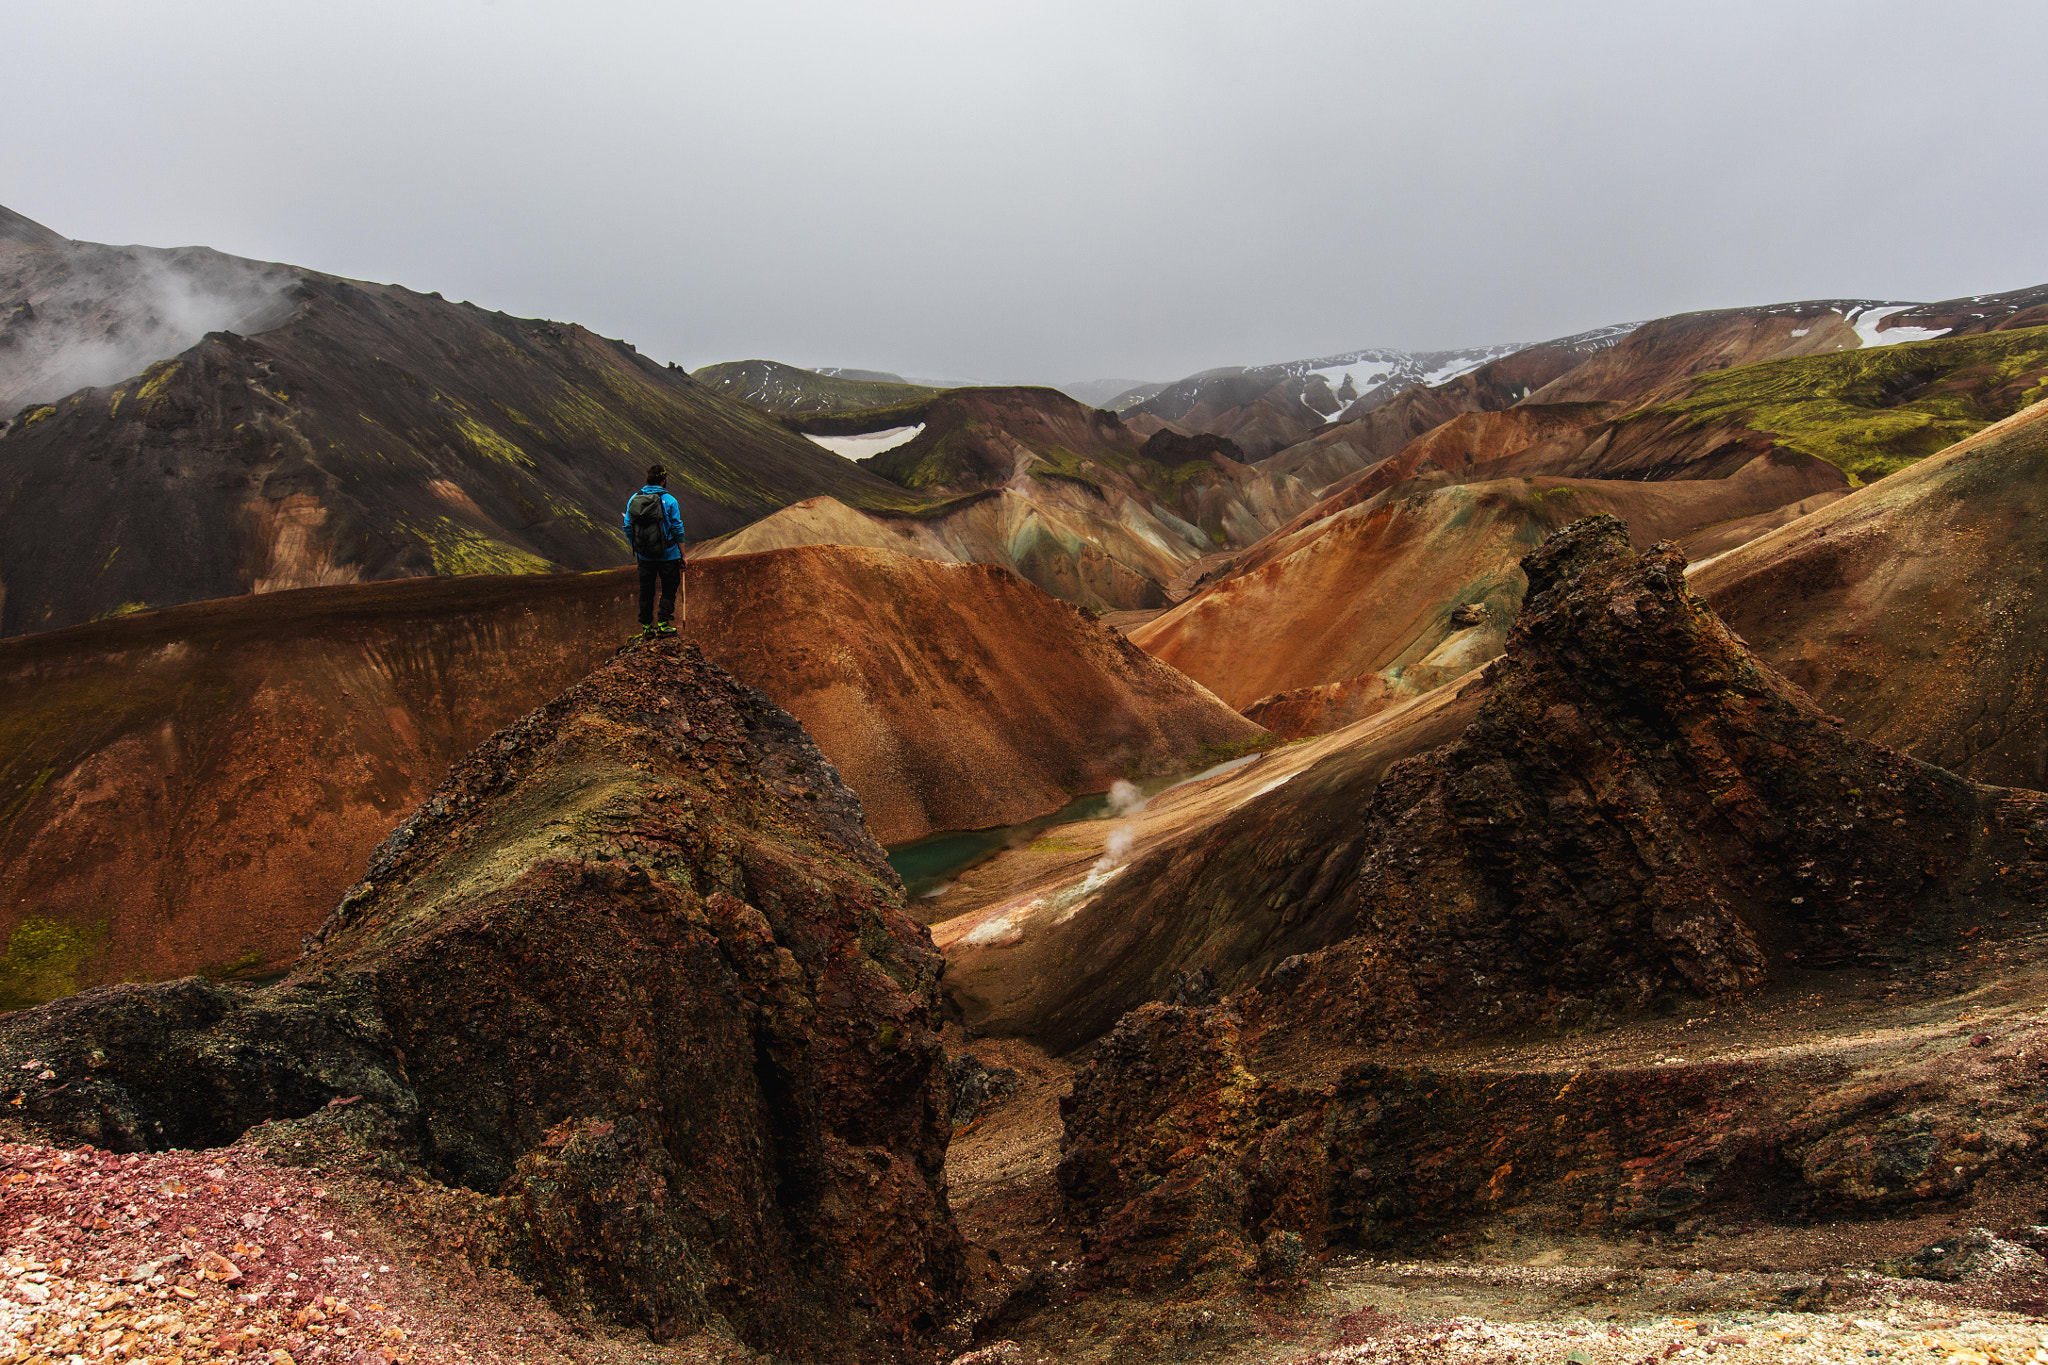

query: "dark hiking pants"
(638, 559), (682, 625)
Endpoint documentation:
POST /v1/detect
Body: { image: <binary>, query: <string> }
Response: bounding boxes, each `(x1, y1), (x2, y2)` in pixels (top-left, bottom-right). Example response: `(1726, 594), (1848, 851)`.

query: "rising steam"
(1, 240), (296, 414)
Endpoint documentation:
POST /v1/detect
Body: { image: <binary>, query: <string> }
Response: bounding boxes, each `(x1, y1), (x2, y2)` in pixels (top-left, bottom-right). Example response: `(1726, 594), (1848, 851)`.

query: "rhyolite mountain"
(0, 638), (966, 1358)
(1134, 289), (2048, 734)
(707, 385), (1331, 609)
(0, 206), (919, 636)
(1119, 338), (1550, 458)
(0, 542), (1255, 1004)
(1249, 288), (2048, 500)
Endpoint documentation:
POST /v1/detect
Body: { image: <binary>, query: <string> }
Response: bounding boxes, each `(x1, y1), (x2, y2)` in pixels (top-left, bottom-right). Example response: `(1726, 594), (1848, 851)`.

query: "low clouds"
(1, 241), (295, 413)
(3, 0), (2043, 385)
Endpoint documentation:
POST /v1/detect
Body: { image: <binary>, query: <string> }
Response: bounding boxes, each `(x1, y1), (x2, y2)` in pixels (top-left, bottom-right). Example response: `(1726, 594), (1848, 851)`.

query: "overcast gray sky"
(6, 0), (2044, 384)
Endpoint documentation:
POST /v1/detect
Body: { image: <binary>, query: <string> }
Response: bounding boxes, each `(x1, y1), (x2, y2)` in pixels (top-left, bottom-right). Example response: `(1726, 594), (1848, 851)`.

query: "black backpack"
(628, 490), (677, 558)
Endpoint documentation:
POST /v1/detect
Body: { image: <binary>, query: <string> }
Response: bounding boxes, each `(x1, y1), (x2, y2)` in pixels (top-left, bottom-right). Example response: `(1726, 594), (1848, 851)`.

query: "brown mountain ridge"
(0, 543), (1254, 1005)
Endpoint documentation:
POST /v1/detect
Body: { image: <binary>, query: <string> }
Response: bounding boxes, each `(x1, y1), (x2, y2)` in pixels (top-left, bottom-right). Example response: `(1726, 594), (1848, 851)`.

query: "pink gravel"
(0, 1139), (761, 1365)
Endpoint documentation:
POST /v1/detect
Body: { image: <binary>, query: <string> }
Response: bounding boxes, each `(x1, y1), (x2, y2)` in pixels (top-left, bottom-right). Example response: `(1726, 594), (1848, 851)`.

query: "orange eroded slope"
(687, 545), (1261, 845)
(1131, 454), (1837, 713)
(1692, 399), (2048, 790)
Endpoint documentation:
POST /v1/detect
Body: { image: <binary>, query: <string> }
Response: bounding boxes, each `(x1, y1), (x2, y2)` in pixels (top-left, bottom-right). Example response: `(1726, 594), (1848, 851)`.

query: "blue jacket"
(623, 485), (686, 562)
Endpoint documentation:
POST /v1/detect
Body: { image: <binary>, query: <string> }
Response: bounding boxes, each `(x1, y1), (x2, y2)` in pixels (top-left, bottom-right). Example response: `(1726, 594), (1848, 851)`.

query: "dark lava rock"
(1138, 429), (1246, 468)
(1255, 514), (2045, 1046)
(1891, 1227), (2019, 1282)
(0, 639), (962, 1360)
(947, 1052), (1021, 1129)
(1164, 964), (1220, 1007)
(1056, 516), (2048, 1287)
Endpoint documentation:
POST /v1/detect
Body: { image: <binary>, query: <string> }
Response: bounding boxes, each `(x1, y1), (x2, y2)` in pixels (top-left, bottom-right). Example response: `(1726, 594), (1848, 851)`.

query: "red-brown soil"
(0, 1139), (723, 1365)
(1693, 398), (2048, 791)
(689, 546), (1259, 845)
(0, 571), (634, 1000)
(0, 545), (1253, 999)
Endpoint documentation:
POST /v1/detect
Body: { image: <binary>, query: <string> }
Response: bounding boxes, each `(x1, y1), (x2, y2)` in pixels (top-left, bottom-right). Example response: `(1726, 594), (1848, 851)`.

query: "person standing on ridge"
(623, 464), (686, 639)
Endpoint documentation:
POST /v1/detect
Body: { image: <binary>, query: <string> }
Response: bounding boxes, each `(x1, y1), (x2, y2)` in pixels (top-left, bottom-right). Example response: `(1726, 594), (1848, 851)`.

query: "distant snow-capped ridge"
(1126, 323), (1643, 426)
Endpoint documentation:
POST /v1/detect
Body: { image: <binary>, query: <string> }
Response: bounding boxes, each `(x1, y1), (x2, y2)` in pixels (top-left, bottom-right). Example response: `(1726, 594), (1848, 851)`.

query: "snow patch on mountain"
(1849, 304), (1951, 349)
(803, 425), (924, 460)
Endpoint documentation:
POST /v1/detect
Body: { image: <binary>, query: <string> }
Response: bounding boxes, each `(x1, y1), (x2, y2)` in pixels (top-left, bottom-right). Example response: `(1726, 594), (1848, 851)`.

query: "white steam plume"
(1107, 779), (1146, 817)
(2, 240), (296, 414)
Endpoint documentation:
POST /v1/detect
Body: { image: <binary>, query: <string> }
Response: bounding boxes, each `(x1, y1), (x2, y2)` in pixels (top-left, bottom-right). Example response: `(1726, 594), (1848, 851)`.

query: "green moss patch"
(694, 361), (942, 418)
(0, 914), (109, 1011)
(1630, 326), (2048, 485)
(200, 946), (263, 981)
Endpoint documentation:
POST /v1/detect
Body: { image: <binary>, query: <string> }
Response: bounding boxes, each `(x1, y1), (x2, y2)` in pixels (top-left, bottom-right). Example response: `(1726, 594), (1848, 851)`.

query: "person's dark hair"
(645, 464), (667, 485)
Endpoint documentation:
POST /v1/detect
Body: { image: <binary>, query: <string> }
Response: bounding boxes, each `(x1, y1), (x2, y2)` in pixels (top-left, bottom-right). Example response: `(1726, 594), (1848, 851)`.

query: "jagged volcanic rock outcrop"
(0, 208), (915, 635)
(1050, 515), (2048, 1288)
(0, 639), (962, 1358)
(987, 515), (2047, 1051)
(1236, 516), (2045, 1044)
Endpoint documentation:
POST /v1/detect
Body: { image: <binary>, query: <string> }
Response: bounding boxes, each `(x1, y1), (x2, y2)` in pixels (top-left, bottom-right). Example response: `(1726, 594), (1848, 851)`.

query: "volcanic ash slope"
(0, 209), (913, 635)
(691, 545), (1263, 844)
(0, 639), (962, 1360)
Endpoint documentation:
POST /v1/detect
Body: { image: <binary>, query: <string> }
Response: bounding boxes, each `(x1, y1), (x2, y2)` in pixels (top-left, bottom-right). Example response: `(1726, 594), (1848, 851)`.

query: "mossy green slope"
(691, 358), (941, 415)
(1626, 326), (2048, 485)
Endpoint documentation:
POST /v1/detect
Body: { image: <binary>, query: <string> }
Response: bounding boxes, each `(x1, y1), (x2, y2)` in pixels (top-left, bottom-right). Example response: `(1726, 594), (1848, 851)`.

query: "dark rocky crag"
(1245, 514), (2045, 1045)
(0, 640), (963, 1358)
(1054, 515), (2048, 1287)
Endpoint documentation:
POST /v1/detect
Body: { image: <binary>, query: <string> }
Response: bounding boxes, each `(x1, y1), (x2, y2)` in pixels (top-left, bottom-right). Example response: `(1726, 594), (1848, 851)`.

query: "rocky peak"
(0, 639), (963, 1358)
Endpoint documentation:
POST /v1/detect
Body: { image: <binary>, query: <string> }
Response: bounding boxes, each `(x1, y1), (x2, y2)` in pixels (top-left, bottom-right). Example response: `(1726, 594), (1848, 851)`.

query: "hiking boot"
(653, 621), (678, 637)
(631, 623), (657, 641)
